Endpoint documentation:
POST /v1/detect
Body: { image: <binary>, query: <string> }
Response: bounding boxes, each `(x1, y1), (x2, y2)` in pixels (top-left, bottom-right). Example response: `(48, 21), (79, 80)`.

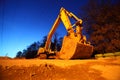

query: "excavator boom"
(37, 7), (93, 59)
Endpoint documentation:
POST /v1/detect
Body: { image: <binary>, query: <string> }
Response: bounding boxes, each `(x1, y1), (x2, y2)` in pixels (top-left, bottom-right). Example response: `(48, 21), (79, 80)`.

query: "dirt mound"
(0, 64), (106, 80)
(0, 57), (120, 80)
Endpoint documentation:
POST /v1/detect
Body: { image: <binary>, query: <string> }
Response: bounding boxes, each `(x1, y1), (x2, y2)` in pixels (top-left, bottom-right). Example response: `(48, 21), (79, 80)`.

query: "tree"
(40, 33), (63, 51)
(16, 51), (22, 58)
(39, 36), (47, 47)
(15, 42), (40, 59)
(51, 32), (59, 51)
(25, 42), (40, 59)
(57, 37), (63, 51)
(81, 0), (120, 54)
(15, 32), (63, 59)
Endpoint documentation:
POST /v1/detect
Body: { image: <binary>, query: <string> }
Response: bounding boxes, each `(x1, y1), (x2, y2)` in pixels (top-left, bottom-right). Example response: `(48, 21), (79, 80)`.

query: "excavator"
(37, 7), (93, 59)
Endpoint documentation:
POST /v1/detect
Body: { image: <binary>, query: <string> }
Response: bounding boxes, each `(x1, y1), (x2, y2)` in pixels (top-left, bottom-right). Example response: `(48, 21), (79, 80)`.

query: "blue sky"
(0, 0), (88, 57)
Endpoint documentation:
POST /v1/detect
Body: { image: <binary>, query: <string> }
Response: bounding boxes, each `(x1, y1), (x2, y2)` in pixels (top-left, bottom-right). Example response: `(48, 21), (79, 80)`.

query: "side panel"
(60, 9), (74, 32)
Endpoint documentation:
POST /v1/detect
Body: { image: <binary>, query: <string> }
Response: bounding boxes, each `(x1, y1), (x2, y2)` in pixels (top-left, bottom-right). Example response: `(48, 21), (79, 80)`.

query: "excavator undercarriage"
(37, 7), (93, 59)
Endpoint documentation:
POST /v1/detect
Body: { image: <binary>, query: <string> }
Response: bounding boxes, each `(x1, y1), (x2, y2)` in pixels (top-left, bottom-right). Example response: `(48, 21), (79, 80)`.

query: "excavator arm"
(45, 7), (83, 52)
(37, 7), (93, 59)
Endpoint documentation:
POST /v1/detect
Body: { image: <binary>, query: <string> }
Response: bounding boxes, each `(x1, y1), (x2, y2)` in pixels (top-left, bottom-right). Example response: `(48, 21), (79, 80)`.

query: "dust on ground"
(0, 56), (120, 80)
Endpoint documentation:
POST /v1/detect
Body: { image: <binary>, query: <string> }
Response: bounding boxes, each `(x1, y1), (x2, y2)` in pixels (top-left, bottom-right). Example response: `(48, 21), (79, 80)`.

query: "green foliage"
(16, 42), (40, 58)
(95, 52), (120, 58)
(82, 0), (120, 55)
(16, 34), (63, 59)
(16, 51), (22, 58)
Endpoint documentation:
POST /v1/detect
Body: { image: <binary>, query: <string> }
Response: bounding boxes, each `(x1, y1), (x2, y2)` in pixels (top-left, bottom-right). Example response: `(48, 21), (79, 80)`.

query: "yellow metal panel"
(60, 9), (72, 30)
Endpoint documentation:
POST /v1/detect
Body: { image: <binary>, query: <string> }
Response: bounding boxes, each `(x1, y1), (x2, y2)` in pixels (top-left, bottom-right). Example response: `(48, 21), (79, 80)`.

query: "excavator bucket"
(58, 36), (93, 59)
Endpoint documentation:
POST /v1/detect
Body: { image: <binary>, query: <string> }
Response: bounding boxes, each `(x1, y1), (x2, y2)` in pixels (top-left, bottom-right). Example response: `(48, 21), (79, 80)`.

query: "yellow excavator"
(37, 7), (93, 59)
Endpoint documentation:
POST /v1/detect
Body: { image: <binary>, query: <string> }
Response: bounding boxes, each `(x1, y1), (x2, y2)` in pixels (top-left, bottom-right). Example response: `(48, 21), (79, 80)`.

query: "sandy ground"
(0, 57), (120, 80)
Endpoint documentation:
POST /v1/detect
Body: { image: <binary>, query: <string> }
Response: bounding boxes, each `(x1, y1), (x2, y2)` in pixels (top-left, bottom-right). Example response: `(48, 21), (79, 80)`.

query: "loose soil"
(0, 57), (120, 80)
